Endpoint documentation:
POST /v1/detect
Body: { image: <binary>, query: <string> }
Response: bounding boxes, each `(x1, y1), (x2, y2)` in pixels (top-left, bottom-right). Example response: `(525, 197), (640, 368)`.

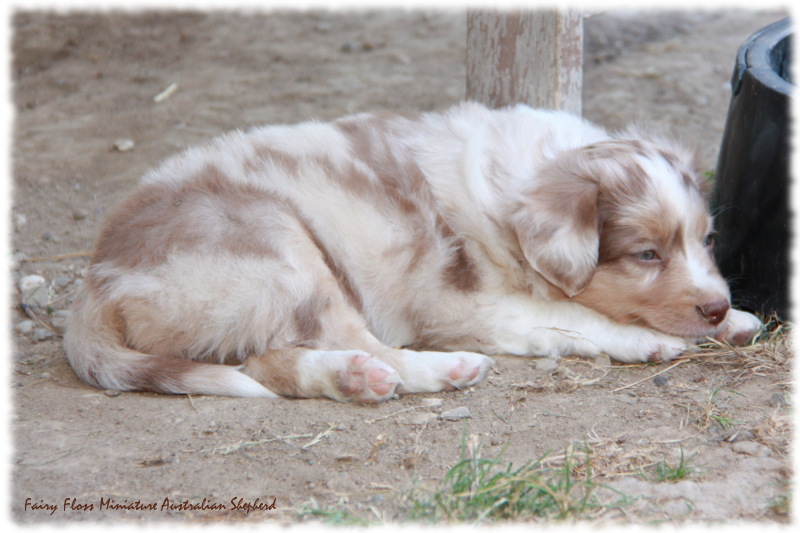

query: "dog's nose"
(697, 300), (730, 326)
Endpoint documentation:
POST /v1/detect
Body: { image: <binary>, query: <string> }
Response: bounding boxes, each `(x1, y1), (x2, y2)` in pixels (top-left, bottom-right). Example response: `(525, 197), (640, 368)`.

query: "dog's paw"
(334, 352), (402, 404)
(440, 352), (493, 392)
(605, 329), (689, 364)
(714, 309), (762, 345)
(398, 350), (493, 393)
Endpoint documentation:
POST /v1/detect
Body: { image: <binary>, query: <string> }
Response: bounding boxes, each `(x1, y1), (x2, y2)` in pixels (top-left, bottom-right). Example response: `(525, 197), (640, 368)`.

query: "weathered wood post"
(466, 10), (583, 114)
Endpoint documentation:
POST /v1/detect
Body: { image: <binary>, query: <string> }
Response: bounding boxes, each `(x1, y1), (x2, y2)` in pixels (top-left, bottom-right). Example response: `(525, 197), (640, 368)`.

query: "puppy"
(64, 102), (762, 403)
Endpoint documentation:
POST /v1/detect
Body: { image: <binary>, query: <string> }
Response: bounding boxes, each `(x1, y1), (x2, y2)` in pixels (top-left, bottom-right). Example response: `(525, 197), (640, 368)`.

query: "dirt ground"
(8, 8), (792, 526)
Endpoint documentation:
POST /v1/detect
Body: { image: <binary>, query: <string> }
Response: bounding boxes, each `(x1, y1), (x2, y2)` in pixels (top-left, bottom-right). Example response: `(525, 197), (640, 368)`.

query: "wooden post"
(467, 10), (583, 114)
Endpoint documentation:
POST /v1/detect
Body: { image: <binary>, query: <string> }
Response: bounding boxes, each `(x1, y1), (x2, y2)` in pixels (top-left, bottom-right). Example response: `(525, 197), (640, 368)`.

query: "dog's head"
(513, 136), (731, 339)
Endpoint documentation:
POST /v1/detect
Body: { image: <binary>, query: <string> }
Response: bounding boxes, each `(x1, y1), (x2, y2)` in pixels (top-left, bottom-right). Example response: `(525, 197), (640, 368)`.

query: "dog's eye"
(704, 234), (715, 247)
(637, 250), (659, 262)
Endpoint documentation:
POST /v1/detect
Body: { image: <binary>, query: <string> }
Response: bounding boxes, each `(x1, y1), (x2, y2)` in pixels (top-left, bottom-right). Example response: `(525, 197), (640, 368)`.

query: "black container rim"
(732, 17), (793, 96)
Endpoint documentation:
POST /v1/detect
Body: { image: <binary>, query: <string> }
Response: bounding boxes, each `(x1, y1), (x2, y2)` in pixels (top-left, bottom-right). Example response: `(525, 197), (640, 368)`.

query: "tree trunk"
(466, 10), (583, 114)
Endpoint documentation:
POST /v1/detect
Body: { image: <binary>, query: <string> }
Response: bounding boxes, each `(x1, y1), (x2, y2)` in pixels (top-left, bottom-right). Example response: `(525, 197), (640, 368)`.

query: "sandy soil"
(9, 8), (792, 525)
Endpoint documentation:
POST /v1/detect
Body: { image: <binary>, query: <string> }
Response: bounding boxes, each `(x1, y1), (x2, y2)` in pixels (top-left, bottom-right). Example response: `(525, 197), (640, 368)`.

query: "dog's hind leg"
(240, 331), (493, 403)
(241, 347), (402, 404)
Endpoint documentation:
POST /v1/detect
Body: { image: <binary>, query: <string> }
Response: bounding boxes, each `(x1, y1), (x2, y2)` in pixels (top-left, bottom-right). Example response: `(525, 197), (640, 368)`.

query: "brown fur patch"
(335, 115), (430, 217)
(241, 348), (305, 398)
(434, 216), (481, 292)
(134, 356), (205, 394)
(92, 164), (282, 270)
(247, 143), (301, 176)
(442, 239), (481, 292)
(290, 206), (365, 313)
(293, 296), (325, 342)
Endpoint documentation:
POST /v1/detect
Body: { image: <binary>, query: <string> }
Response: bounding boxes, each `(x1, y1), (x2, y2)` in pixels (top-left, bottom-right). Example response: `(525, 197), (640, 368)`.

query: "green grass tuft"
(406, 431), (631, 523)
(650, 447), (699, 482)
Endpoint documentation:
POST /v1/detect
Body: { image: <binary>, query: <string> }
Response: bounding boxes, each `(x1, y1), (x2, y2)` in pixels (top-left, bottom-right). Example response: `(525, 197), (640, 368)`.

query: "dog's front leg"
(483, 294), (688, 363)
(713, 308), (763, 345)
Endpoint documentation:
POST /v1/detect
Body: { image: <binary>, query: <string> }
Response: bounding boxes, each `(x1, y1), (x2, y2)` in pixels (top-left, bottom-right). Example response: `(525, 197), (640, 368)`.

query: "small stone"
(769, 392), (789, 408)
(41, 231), (54, 241)
(594, 353), (612, 367)
(13, 213), (27, 230)
(32, 328), (54, 341)
(340, 40), (359, 53)
(653, 375), (670, 387)
(71, 208), (89, 221)
(50, 316), (68, 334)
(52, 276), (71, 289)
(114, 139), (135, 152)
(421, 398), (443, 407)
(15, 320), (34, 335)
(732, 441), (772, 457)
(103, 389), (121, 397)
(22, 284), (51, 309)
(12, 252), (28, 268)
(440, 406), (471, 421)
(19, 275), (46, 293)
(535, 358), (559, 372)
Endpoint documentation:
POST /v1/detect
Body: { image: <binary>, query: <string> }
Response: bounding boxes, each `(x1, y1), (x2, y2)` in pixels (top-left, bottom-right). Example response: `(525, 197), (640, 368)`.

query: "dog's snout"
(697, 300), (730, 326)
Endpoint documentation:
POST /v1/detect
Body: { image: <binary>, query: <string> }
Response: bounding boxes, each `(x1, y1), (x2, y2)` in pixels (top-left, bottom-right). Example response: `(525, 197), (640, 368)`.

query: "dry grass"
(540, 432), (696, 484)
(682, 314), (792, 384)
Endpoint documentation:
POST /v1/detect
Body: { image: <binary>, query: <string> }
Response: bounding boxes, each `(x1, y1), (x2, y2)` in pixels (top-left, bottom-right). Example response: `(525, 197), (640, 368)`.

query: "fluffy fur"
(64, 102), (762, 403)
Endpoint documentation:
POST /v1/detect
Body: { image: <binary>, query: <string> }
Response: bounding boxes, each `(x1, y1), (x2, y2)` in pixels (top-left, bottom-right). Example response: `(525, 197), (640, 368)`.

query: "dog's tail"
(63, 287), (278, 398)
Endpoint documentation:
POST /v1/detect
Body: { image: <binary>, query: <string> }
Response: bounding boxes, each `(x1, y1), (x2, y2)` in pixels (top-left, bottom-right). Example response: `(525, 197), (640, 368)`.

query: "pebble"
(32, 327), (54, 341)
(440, 406), (471, 420)
(22, 284), (51, 310)
(13, 213), (27, 230)
(535, 358), (559, 372)
(19, 275), (46, 293)
(15, 320), (35, 335)
(340, 40), (359, 53)
(114, 139), (135, 152)
(732, 441), (772, 457)
(11, 252), (28, 268)
(19, 275), (51, 310)
(769, 392), (789, 408)
(50, 313), (70, 334)
(72, 208), (89, 221)
(104, 390), (121, 397)
(52, 276), (71, 289)
(653, 374), (670, 387)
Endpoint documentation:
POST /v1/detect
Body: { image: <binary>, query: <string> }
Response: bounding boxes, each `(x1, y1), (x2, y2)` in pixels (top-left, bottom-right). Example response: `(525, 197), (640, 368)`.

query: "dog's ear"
(512, 162), (600, 298)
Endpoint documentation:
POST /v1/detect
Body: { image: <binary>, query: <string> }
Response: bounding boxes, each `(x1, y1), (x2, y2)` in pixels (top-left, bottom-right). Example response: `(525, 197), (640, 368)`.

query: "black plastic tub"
(712, 18), (792, 320)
